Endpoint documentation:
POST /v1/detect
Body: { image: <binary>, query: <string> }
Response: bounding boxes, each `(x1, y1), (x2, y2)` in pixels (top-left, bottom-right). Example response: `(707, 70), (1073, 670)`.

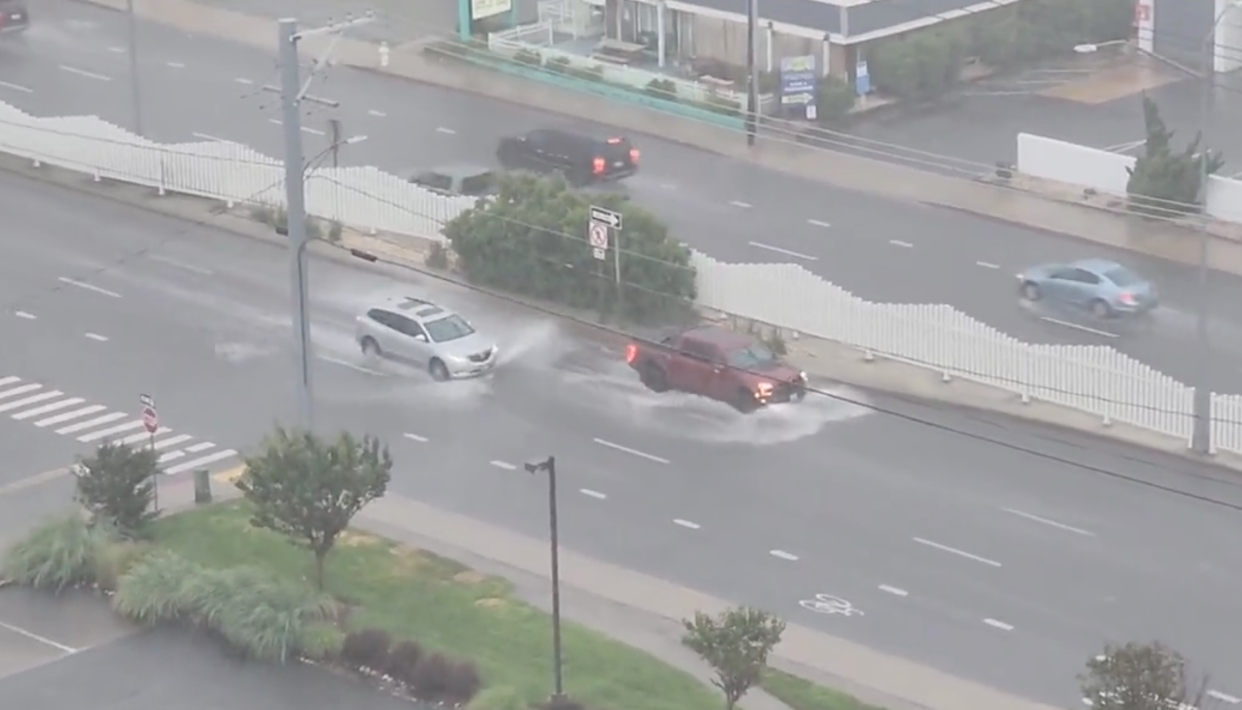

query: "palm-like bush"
(113, 550), (337, 662)
(2, 513), (117, 591)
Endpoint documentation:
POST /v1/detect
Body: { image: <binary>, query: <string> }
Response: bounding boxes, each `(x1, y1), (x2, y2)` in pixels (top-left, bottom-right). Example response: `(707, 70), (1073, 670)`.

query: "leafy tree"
(73, 441), (159, 538)
(870, 31), (962, 101)
(1127, 95), (1224, 217)
(682, 606), (786, 710)
(235, 427), (392, 589)
(1079, 641), (1209, 710)
(815, 76), (855, 124)
(444, 172), (696, 324)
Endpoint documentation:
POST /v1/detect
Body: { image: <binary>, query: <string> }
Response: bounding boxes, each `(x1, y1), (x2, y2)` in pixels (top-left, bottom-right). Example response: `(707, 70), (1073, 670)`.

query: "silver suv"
(355, 297), (498, 380)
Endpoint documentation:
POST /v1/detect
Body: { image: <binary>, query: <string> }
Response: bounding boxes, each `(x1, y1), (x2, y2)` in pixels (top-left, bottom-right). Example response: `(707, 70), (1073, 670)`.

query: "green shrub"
(547, 56), (572, 75)
(566, 63), (604, 82)
(386, 639), (425, 684)
(467, 686), (527, 710)
(92, 540), (150, 592)
(2, 514), (116, 592)
(644, 78), (677, 100)
(342, 627), (392, 671)
(815, 77), (855, 125)
(114, 550), (336, 662)
(870, 31), (962, 101)
(513, 49), (542, 67)
(426, 241), (450, 270)
(73, 442), (159, 538)
(444, 172), (697, 324)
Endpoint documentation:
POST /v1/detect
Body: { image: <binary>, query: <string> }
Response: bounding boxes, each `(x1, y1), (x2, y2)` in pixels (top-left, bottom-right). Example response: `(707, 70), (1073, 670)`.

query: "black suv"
(0, 0), (28, 36)
(496, 128), (639, 185)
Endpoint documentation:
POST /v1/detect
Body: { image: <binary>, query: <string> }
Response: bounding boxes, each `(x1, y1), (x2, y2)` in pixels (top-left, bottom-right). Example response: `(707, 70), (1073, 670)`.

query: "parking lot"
(0, 584), (133, 681)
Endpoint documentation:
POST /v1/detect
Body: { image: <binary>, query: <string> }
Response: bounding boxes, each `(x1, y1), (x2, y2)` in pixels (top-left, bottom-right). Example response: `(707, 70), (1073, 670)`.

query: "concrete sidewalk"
(147, 466), (1061, 710)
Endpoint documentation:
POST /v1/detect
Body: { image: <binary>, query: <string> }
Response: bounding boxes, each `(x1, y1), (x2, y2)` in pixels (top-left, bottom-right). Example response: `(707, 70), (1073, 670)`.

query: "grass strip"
(762, 669), (888, 710)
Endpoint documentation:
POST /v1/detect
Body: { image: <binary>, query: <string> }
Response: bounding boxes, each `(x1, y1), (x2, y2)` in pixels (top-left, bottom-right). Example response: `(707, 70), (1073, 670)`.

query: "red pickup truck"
(625, 326), (807, 412)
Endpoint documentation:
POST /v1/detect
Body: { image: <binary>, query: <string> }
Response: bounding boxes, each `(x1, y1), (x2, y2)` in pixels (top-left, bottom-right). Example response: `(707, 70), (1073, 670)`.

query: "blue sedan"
(1017, 259), (1158, 319)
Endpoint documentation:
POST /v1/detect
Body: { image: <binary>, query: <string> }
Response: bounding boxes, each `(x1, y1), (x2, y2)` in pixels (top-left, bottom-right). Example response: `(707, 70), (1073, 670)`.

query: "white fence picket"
(1, 100), (1236, 456)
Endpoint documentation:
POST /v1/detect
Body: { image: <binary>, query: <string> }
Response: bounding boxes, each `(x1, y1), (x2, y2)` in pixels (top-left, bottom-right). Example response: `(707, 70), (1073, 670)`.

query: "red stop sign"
(141, 406), (158, 434)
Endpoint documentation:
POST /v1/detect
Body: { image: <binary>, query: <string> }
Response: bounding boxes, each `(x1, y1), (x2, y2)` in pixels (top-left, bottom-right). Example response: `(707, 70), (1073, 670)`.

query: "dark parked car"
(0, 0), (29, 36)
(496, 128), (639, 185)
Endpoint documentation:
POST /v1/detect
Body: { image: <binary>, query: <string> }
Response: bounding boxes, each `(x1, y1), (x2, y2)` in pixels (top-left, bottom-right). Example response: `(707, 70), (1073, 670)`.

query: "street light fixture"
(524, 455), (565, 699)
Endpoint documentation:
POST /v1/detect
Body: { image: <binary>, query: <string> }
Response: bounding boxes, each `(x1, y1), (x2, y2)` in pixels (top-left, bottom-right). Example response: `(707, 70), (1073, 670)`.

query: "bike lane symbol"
(798, 594), (864, 617)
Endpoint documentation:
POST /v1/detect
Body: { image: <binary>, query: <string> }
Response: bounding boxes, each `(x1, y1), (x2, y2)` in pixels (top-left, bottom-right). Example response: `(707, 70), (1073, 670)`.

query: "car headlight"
(799, 371), (807, 381)
(756, 382), (773, 395)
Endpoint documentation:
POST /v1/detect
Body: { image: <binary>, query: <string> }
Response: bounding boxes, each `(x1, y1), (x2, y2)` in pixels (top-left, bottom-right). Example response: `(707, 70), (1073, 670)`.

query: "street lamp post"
(1190, 0), (1241, 453)
(524, 455), (564, 699)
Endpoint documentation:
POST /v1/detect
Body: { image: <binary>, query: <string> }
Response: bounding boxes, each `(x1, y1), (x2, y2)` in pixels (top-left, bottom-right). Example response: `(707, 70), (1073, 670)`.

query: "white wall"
(1016, 133), (1242, 225)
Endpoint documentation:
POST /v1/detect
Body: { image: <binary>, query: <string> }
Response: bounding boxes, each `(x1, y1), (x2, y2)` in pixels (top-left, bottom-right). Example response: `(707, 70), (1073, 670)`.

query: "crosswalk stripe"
(0, 391), (63, 413)
(164, 449), (238, 475)
(77, 419), (144, 442)
(35, 404), (106, 427)
(185, 441), (215, 453)
(0, 376), (20, 387)
(149, 434), (192, 451)
(0, 384), (42, 401)
(158, 450), (186, 463)
(57, 411), (126, 435)
(115, 427), (171, 446)
(12, 397), (85, 420)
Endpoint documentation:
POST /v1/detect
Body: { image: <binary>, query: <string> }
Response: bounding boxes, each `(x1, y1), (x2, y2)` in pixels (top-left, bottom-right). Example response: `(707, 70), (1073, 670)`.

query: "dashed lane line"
(592, 438), (669, 464)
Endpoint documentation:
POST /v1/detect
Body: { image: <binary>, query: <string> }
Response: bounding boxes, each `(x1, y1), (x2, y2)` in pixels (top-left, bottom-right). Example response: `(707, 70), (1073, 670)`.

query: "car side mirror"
(414, 334), (428, 342)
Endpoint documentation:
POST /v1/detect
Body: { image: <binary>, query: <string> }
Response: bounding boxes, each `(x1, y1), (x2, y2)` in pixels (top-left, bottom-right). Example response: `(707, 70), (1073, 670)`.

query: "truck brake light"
(592, 157), (606, 175)
(629, 148), (640, 163)
(625, 344), (637, 363)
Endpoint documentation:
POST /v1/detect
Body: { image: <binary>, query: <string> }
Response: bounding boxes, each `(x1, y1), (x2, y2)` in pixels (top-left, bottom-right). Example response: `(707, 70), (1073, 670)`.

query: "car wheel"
(641, 364), (668, 393)
(791, 385), (807, 402)
(732, 387), (759, 414)
(1021, 282), (1041, 301)
(1091, 299), (1112, 319)
(360, 337), (382, 359)
(429, 359), (450, 382)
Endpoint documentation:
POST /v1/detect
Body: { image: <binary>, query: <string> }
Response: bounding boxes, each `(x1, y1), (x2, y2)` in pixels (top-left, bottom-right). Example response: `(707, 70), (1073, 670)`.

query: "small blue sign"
(779, 55), (817, 107)
(855, 59), (871, 97)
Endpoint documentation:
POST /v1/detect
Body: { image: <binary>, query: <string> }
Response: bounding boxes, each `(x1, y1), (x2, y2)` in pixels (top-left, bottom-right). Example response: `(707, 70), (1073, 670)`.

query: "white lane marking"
(0, 80), (32, 93)
(85, 333), (108, 342)
(889, 240), (914, 248)
(301, 126), (325, 136)
(368, 109), (386, 117)
(913, 537), (1002, 567)
(59, 65), (111, 82)
(163, 449), (237, 475)
(403, 433), (429, 443)
(107, 46), (125, 53)
(580, 488), (607, 499)
(748, 241), (819, 261)
(0, 383), (41, 400)
(268, 118), (282, 126)
(317, 355), (386, 376)
(592, 438), (669, 464)
(435, 126), (456, 134)
(149, 254), (214, 275)
(56, 411), (126, 435)
(34, 404), (105, 427)
(976, 261), (1000, 269)
(234, 77), (254, 85)
(1104, 139), (1145, 153)
(76, 419), (144, 442)
(1207, 691), (1241, 704)
(0, 377), (19, 387)
(116, 427), (171, 446)
(673, 519), (700, 530)
(1038, 316), (1118, 338)
(150, 434), (193, 451)
(57, 277), (120, 298)
(186, 441), (215, 453)
(878, 584), (908, 597)
(490, 460), (517, 470)
(769, 549), (799, 561)
(983, 618), (1014, 631)
(1002, 508), (1095, 537)
(166, 61), (185, 69)
(14, 311), (35, 319)
(0, 390), (63, 413)
(12, 397), (85, 420)
(0, 619), (78, 653)
(807, 219), (832, 228)
(728, 200), (752, 208)
(158, 450), (185, 463)
(191, 132), (231, 144)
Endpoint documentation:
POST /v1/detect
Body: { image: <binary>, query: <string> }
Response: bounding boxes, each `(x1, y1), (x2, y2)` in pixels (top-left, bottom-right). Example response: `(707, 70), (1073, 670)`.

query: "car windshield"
(726, 344), (776, 370)
(424, 315), (475, 343)
(1104, 267), (1142, 287)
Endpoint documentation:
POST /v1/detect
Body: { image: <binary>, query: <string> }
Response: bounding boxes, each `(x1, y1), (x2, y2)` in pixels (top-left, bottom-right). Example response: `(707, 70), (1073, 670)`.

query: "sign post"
(589, 206), (624, 317)
(140, 393), (160, 511)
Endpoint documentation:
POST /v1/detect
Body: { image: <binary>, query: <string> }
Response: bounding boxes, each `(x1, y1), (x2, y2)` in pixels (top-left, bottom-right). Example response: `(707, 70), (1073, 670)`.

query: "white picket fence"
(5, 100), (1242, 455)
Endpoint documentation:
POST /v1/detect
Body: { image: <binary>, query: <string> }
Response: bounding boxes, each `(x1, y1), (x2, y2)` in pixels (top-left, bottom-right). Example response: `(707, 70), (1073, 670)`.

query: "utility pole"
(524, 455), (565, 699)
(329, 118), (342, 168)
(124, 0), (143, 135)
(745, 0), (758, 146)
(267, 14), (370, 431)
